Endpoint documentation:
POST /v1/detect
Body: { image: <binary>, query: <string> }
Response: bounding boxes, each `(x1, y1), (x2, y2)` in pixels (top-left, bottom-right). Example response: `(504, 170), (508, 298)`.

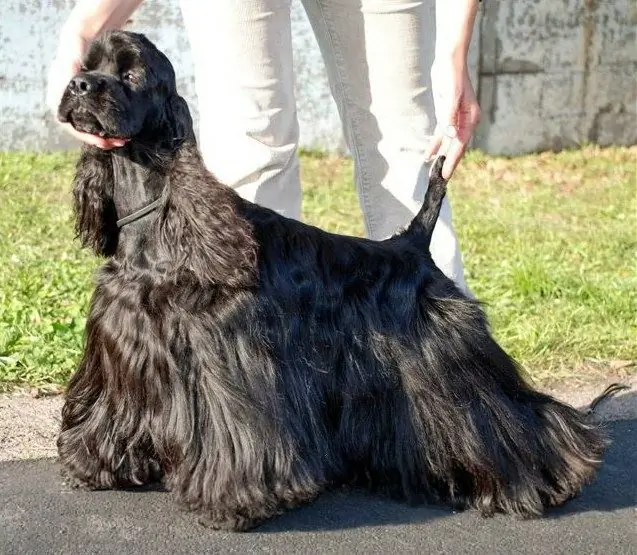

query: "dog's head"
(58, 30), (191, 142)
(62, 32), (195, 257)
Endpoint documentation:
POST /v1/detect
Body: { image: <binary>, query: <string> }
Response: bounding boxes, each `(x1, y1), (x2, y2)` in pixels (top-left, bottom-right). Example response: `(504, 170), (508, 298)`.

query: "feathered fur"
(57, 31), (608, 531)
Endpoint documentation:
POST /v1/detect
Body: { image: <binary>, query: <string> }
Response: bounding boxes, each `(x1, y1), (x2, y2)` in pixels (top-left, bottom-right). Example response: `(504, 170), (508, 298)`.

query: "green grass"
(1, 146), (635, 391)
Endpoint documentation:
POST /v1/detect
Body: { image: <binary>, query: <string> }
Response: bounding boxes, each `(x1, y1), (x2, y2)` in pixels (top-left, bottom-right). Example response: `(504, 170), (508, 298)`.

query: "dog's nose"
(68, 74), (104, 96)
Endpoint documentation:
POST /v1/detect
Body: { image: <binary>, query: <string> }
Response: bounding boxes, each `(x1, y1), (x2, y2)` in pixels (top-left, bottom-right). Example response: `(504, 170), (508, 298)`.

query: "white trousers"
(180, 0), (469, 292)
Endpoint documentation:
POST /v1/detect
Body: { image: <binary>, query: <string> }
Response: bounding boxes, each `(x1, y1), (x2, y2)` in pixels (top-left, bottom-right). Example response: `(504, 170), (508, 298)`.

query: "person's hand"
(425, 60), (481, 180)
(47, 33), (128, 150)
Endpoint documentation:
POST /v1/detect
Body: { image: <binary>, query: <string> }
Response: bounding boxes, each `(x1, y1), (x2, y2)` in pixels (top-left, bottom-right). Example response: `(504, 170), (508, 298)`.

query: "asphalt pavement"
(1, 419), (635, 554)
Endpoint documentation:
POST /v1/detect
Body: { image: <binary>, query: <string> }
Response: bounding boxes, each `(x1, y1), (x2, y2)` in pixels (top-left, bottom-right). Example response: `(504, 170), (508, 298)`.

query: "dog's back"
(404, 156), (448, 249)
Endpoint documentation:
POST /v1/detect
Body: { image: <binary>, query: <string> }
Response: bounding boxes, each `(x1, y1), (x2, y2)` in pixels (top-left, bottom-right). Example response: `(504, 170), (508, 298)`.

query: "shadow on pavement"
(1, 421), (635, 554)
(2, 420), (633, 535)
(262, 418), (637, 532)
(547, 417), (637, 519)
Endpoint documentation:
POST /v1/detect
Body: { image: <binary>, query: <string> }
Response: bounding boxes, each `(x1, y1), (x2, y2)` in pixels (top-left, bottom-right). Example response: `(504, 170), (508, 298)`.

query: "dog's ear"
(73, 147), (119, 256)
(165, 93), (194, 142)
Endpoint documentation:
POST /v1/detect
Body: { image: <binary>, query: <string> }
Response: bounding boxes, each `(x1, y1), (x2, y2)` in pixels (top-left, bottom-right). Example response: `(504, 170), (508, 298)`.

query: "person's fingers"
(440, 106), (480, 179)
(80, 134), (128, 150)
(60, 123), (128, 150)
(424, 130), (443, 161)
(105, 138), (128, 148)
(441, 124), (459, 157)
(47, 55), (80, 116)
(441, 138), (467, 180)
(47, 34), (88, 111)
(425, 123), (458, 161)
(425, 82), (460, 161)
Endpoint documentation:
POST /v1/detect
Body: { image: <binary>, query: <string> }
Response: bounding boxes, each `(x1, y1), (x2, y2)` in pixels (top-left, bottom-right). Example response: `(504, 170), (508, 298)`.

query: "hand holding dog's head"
(58, 31), (190, 144)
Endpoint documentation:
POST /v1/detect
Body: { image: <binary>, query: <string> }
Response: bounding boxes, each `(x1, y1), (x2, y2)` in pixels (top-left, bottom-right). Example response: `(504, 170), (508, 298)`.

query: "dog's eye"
(122, 71), (137, 84)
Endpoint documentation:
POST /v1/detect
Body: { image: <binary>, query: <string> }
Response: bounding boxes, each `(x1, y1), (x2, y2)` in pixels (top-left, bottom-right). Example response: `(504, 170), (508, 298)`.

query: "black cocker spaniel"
(56, 31), (609, 531)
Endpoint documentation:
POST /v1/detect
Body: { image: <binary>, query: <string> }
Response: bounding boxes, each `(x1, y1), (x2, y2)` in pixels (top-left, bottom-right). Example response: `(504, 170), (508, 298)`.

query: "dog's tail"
(405, 156), (448, 248)
(584, 382), (629, 416)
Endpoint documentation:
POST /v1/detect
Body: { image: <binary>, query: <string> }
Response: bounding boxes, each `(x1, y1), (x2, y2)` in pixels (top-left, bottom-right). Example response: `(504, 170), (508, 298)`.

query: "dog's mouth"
(58, 99), (127, 139)
(59, 106), (105, 136)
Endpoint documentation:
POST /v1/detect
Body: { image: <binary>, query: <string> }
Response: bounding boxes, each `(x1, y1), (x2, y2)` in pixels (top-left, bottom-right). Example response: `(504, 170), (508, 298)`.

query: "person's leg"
(180, 0), (301, 219)
(301, 0), (469, 291)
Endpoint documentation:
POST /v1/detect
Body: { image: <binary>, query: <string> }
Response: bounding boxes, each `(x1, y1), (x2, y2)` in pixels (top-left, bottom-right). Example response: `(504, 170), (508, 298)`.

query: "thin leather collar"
(116, 197), (163, 228)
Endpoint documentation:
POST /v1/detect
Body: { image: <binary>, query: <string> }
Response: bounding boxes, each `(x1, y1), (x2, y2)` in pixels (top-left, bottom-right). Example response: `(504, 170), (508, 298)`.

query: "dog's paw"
(59, 466), (113, 491)
(197, 510), (275, 532)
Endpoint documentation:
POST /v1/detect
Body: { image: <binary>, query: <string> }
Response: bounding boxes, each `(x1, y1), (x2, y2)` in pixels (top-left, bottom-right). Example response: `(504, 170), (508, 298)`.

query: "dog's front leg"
(58, 396), (161, 491)
(166, 413), (323, 532)
(160, 354), (325, 531)
(58, 310), (161, 490)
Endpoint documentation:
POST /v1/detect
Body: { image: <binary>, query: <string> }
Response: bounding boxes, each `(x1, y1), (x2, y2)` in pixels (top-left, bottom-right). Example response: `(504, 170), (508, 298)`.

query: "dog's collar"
(115, 136), (185, 229)
(116, 197), (163, 228)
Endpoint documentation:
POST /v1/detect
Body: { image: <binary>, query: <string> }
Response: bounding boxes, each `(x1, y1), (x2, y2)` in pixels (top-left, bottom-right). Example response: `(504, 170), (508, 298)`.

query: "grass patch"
(0, 152), (97, 389)
(1, 146), (635, 391)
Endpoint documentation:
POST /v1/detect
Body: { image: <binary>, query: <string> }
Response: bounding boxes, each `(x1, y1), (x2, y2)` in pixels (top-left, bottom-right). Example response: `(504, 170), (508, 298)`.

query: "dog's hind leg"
(402, 299), (608, 516)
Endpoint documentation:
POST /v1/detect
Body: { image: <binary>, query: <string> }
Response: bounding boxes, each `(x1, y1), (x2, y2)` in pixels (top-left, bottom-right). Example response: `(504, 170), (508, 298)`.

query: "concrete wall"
(0, 0), (344, 152)
(0, 1), (635, 154)
(476, 0), (637, 153)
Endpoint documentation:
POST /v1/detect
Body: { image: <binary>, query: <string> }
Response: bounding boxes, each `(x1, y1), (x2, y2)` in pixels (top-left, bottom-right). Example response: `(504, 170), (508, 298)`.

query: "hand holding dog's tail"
(406, 156), (448, 248)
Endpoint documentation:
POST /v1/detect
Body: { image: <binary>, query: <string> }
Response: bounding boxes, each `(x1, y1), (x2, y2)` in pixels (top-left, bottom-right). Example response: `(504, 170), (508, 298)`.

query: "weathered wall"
(476, 0), (637, 153)
(0, 0), (344, 152)
(0, 1), (635, 153)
